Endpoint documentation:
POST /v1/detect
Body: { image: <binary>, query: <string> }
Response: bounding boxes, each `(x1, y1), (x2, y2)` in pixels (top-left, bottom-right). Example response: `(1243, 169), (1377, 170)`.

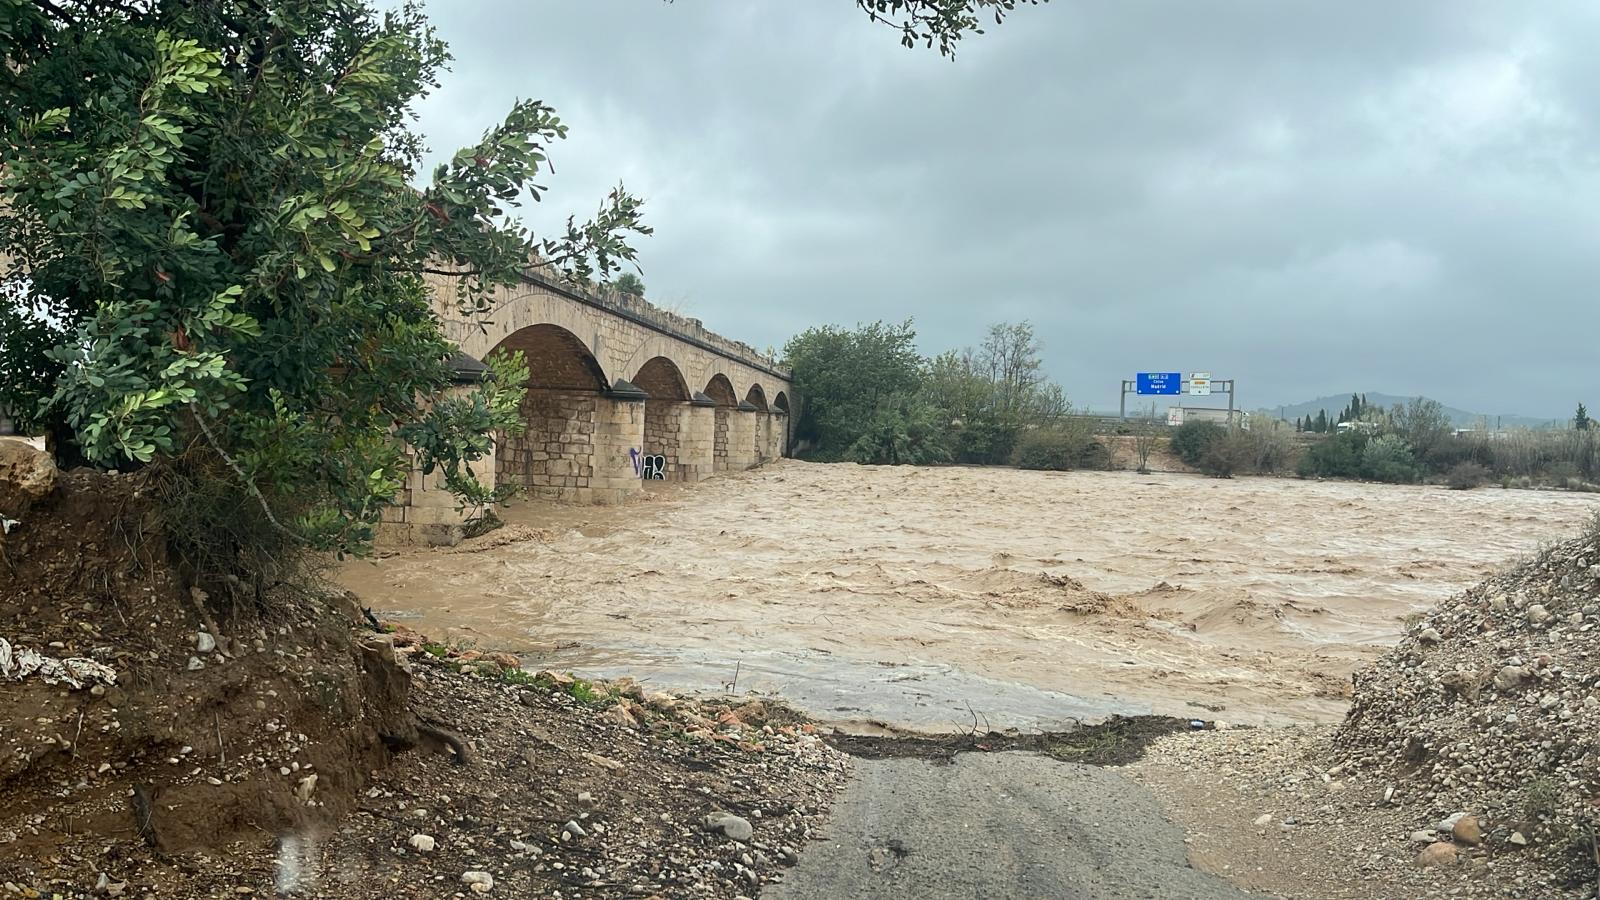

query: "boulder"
(702, 811), (754, 843)
(1415, 842), (1457, 868)
(0, 438), (57, 517)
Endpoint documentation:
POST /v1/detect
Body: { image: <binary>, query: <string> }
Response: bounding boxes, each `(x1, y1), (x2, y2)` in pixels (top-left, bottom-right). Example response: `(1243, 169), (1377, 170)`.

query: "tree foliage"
(0, 0), (648, 563)
(855, 0), (1045, 56)
(784, 318), (1073, 464)
(1169, 420), (1224, 467)
(611, 272), (646, 297)
(784, 320), (924, 457)
(844, 393), (952, 466)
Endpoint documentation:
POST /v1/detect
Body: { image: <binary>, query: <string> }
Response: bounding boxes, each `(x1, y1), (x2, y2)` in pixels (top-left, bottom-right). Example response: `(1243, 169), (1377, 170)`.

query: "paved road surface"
(768, 752), (1252, 900)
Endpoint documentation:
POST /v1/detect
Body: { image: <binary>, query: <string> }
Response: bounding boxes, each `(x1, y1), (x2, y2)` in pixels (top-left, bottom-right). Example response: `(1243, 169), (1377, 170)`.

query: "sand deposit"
(341, 461), (1600, 729)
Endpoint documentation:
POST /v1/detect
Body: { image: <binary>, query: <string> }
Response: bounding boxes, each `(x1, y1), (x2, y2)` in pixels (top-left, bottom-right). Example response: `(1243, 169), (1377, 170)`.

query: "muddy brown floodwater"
(339, 462), (1600, 731)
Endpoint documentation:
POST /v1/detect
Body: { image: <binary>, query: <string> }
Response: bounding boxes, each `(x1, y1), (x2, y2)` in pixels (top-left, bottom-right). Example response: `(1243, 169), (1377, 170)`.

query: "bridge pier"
(679, 396), (717, 481)
(768, 411), (788, 459)
(726, 402), (759, 471)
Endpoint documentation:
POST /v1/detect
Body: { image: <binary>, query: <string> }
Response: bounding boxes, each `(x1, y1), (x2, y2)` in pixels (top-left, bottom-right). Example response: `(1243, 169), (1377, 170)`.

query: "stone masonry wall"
(496, 390), (597, 500)
(642, 400), (685, 481)
(588, 396), (645, 505)
(679, 405), (716, 481)
(726, 411), (757, 471)
(713, 409), (730, 472)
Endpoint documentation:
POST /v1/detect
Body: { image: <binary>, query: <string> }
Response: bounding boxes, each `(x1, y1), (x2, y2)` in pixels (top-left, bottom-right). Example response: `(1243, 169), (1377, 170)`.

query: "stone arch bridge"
(389, 269), (793, 535)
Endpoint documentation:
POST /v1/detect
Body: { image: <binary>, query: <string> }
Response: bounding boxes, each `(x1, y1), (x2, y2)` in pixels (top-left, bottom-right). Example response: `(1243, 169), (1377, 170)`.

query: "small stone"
(295, 773), (317, 802)
(196, 631), (216, 653)
(1416, 842), (1457, 868)
(1527, 605), (1552, 624)
(1410, 830), (1437, 844)
(702, 811), (754, 843)
(409, 834), (436, 853)
(186, 656), (205, 671)
(1253, 813), (1272, 827)
(564, 820), (587, 838)
(460, 871), (494, 893)
(1418, 628), (1443, 644)
(1452, 815), (1482, 846)
(577, 791), (594, 805)
(1493, 666), (1528, 692)
(1509, 831), (1529, 847)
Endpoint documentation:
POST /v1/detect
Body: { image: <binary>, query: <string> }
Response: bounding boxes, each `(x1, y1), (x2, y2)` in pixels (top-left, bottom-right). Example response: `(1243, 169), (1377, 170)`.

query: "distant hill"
(1271, 393), (1561, 430)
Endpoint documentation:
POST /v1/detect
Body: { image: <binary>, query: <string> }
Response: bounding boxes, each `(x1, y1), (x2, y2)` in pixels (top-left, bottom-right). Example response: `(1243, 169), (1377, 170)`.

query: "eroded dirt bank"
(341, 461), (1600, 729)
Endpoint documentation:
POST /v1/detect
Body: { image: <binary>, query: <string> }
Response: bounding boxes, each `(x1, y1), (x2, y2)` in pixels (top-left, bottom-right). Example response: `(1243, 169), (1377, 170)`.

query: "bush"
(1170, 420), (1226, 467)
(1014, 426), (1104, 471)
(950, 419), (1019, 466)
(1446, 462), (1489, 490)
(1361, 435), (1418, 483)
(844, 394), (951, 466)
(1297, 430), (1369, 479)
(1198, 431), (1253, 478)
(1240, 422), (1295, 473)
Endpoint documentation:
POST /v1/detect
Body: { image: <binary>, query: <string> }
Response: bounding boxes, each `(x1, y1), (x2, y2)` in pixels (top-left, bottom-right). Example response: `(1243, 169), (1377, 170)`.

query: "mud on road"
(341, 462), (1600, 730)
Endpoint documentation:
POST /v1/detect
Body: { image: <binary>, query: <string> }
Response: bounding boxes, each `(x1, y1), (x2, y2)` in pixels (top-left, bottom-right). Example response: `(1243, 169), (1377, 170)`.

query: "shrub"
(1198, 430), (1253, 478)
(845, 394), (952, 466)
(1297, 430), (1369, 479)
(1014, 425), (1103, 471)
(1240, 422), (1295, 473)
(1170, 420), (1226, 467)
(1361, 435), (1418, 483)
(1446, 462), (1489, 490)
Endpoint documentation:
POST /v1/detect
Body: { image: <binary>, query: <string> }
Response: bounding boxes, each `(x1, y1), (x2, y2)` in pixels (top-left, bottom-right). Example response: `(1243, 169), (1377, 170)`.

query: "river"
(338, 462), (1599, 731)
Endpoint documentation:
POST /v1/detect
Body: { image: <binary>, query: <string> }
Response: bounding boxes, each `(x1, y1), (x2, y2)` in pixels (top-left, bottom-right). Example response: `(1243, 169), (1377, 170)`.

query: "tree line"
(1295, 397), (1600, 489)
(782, 320), (1103, 468)
(1295, 394), (1373, 434)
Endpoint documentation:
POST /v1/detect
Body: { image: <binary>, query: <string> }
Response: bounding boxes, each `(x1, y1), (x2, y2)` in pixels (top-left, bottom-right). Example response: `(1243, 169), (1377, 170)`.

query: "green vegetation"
(1013, 422), (1107, 472)
(1, 1), (648, 580)
(786, 319), (1078, 467)
(611, 272), (646, 297)
(1294, 398), (1600, 489)
(1169, 421), (1226, 467)
(1446, 462), (1490, 491)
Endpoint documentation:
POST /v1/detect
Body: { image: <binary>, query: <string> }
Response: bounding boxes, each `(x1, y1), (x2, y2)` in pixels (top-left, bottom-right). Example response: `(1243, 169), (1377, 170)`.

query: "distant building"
(1166, 407), (1246, 428)
(1336, 420), (1380, 435)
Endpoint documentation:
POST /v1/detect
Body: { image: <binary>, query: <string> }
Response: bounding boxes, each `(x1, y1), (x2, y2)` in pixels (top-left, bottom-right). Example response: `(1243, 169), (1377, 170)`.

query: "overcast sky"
(399, 1), (1600, 417)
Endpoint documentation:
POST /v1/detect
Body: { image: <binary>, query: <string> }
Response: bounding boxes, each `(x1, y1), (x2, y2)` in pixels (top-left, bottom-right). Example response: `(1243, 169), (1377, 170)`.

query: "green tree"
(1, 0), (649, 566)
(1170, 420), (1225, 467)
(856, 0), (1045, 56)
(612, 272), (646, 297)
(1576, 403), (1591, 431)
(845, 393), (951, 466)
(784, 320), (924, 457)
(1360, 434), (1418, 483)
(1389, 398), (1451, 468)
(1314, 410), (1329, 433)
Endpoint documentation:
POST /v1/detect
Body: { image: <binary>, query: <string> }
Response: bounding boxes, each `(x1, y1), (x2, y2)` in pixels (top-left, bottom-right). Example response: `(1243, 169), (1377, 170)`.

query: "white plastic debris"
(0, 637), (118, 689)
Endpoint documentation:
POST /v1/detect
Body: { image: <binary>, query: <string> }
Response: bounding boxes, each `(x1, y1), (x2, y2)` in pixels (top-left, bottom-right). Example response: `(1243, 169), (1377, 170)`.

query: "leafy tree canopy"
(0, 0), (648, 562)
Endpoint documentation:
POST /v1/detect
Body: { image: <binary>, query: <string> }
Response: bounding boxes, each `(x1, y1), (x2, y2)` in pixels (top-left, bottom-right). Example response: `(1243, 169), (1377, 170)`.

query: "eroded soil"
(341, 462), (1600, 729)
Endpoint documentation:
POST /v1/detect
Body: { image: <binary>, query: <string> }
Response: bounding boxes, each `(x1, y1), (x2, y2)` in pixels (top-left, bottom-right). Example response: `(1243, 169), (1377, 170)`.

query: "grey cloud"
(398, 0), (1600, 416)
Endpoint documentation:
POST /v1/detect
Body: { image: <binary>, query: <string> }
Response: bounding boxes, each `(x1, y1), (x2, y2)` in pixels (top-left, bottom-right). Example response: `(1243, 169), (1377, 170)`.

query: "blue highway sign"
(1135, 372), (1183, 395)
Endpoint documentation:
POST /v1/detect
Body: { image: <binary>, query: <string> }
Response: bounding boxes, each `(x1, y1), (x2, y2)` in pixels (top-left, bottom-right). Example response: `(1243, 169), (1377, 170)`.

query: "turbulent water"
(339, 462), (1600, 731)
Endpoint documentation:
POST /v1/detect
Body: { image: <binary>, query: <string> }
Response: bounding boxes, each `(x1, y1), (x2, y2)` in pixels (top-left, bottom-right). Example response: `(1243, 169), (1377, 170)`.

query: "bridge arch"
(397, 270), (793, 539)
(634, 356), (704, 482)
(490, 323), (630, 502)
(743, 384), (769, 412)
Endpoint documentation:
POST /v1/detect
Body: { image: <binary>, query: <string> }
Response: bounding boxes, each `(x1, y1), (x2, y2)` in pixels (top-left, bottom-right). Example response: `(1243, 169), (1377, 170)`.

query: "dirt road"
(341, 462), (1599, 729)
(766, 752), (1248, 900)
